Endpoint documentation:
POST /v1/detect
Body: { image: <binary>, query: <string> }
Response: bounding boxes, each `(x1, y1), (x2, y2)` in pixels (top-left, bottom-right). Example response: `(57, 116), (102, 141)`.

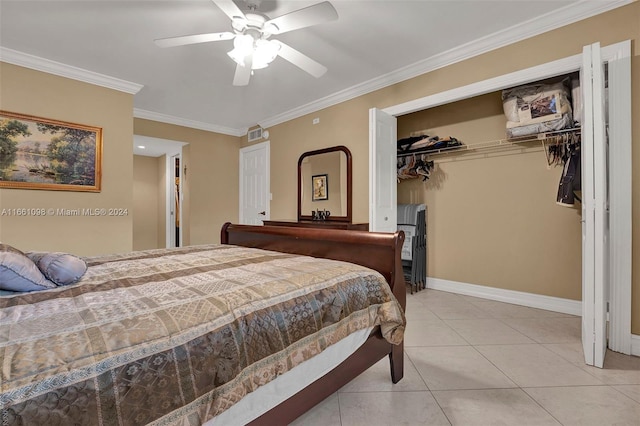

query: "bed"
(1, 223), (406, 425)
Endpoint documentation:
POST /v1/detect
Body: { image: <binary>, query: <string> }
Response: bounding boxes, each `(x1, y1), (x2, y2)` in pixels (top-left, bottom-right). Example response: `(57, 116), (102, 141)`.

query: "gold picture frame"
(311, 174), (328, 201)
(0, 111), (102, 192)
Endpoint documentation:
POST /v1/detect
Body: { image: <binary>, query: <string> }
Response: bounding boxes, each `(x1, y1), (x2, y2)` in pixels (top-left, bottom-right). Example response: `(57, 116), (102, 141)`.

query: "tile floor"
(290, 289), (640, 426)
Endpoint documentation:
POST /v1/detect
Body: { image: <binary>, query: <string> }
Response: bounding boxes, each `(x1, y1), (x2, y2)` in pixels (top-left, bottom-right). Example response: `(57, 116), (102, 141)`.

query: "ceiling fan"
(155, 0), (338, 86)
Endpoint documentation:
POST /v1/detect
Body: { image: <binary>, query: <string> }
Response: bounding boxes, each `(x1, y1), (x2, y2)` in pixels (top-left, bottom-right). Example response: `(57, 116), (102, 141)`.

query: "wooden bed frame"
(220, 223), (406, 425)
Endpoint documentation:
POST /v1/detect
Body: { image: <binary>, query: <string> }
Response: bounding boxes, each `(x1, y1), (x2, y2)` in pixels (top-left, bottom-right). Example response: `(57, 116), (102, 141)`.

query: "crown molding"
(0, 47), (143, 94)
(1, 0), (630, 133)
(134, 108), (247, 137)
(258, 0), (632, 129)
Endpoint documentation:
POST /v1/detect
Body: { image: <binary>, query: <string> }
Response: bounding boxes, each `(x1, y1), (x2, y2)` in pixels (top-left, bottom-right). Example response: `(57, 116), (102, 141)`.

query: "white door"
(369, 108), (397, 232)
(239, 141), (270, 225)
(604, 40), (632, 356)
(581, 42), (608, 368)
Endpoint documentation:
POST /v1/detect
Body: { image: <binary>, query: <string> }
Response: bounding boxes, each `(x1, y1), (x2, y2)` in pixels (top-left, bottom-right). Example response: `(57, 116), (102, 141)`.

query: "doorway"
(132, 135), (187, 249)
(239, 141), (271, 225)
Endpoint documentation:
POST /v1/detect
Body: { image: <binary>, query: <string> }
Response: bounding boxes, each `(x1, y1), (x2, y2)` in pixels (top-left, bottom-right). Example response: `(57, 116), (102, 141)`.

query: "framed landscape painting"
(0, 111), (102, 192)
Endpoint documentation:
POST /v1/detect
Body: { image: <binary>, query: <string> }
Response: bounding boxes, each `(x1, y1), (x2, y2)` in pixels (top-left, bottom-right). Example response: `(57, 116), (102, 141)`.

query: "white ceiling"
(0, 1), (629, 136)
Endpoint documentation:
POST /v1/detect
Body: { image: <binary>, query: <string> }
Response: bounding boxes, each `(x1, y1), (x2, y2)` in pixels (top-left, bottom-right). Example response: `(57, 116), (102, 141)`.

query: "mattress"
(205, 326), (373, 426)
(1, 244), (405, 425)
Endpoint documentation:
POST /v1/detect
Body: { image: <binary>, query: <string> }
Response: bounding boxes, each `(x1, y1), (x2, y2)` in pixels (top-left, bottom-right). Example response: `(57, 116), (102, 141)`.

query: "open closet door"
(581, 42), (607, 368)
(604, 40), (632, 356)
(369, 108), (397, 232)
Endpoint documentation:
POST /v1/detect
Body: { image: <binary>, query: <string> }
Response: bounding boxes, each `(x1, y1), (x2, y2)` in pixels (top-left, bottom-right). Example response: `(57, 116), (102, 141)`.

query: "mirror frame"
(298, 145), (352, 223)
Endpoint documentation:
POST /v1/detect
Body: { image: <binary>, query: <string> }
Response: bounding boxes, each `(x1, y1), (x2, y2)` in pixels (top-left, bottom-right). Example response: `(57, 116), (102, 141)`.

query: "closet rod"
(397, 127), (581, 158)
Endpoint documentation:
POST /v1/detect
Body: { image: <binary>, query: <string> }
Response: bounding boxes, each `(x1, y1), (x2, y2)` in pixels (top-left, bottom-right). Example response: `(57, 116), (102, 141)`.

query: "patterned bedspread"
(0, 244), (405, 425)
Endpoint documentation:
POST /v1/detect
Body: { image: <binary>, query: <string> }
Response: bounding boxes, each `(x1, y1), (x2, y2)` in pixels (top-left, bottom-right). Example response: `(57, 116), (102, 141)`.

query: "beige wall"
(0, 63), (134, 256)
(241, 101), (373, 223)
(134, 119), (240, 245)
(133, 155), (160, 250)
(397, 91), (582, 300)
(249, 3), (640, 332)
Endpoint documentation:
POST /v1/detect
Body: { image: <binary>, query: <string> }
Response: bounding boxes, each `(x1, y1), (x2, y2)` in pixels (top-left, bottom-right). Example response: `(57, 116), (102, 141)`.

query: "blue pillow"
(0, 243), (57, 292)
(27, 252), (87, 286)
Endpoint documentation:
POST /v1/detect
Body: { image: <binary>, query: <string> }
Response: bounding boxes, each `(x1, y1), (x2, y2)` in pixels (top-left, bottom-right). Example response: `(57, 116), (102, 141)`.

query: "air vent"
(248, 127), (263, 142)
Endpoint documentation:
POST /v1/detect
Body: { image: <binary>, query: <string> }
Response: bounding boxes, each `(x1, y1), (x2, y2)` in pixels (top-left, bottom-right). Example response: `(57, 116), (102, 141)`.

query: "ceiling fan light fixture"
(227, 34), (254, 66)
(234, 34), (254, 54)
(227, 48), (245, 67)
(252, 39), (280, 69)
(228, 37), (280, 70)
(159, 0), (337, 85)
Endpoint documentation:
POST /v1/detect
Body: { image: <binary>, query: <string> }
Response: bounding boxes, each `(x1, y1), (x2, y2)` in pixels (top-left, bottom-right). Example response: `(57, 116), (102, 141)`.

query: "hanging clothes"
(397, 155), (434, 182)
(556, 136), (581, 206)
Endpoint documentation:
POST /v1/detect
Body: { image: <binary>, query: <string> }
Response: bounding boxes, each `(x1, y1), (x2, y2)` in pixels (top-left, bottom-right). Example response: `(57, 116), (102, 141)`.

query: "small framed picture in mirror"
(312, 174), (328, 201)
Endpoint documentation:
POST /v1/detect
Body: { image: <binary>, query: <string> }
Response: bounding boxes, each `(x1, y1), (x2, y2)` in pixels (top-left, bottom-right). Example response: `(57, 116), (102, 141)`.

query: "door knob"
(259, 211), (266, 215)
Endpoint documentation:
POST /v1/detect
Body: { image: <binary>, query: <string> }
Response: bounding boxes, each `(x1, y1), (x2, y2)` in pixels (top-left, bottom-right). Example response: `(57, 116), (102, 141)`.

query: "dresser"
(263, 220), (369, 231)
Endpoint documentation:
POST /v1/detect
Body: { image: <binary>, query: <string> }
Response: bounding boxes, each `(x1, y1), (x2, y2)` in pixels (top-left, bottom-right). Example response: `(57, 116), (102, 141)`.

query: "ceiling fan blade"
(233, 54), (253, 86)
(212, 0), (246, 21)
(265, 1), (338, 35)
(155, 32), (235, 48)
(275, 41), (327, 78)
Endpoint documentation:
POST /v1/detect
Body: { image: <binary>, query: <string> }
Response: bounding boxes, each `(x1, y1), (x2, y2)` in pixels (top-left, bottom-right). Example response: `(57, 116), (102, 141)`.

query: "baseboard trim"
(425, 278), (639, 357)
(631, 334), (640, 357)
(426, 277), (582, 316)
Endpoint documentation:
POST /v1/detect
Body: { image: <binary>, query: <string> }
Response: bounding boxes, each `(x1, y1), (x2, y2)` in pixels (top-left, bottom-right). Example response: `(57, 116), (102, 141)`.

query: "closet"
(369, 41), (632, 368)
(395, 74), (582, 299)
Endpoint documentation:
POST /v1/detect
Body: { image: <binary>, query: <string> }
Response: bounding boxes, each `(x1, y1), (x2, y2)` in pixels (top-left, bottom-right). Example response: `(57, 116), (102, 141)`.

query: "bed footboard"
(221, 223), (405, 306)
(220, 223), (406, 425)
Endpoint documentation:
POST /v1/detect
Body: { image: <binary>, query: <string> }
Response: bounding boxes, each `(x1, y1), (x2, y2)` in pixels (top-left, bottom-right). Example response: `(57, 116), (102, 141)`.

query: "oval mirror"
(298, 146), (352, 223)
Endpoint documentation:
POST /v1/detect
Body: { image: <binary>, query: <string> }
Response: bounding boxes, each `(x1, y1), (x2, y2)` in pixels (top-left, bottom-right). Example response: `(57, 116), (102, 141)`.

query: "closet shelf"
(397, 127), (581, 158)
